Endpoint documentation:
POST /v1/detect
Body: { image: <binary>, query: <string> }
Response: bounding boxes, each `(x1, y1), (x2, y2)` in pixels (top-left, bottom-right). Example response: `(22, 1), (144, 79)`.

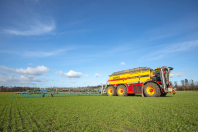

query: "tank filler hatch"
(109, 67), (151, 76)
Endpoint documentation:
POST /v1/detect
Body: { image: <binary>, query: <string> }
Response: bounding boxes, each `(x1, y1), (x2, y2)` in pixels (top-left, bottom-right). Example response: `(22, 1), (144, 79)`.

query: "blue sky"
(0, 0), (198, 87)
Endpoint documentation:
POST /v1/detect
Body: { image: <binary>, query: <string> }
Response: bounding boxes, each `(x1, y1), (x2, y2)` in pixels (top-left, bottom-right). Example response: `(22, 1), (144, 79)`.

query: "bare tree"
(189, 79), (195, 90)
(174, 81), (178, 89)
(181, 80), (185, 91)
(185, 79), (189, 90)
(0, 86), (3, 92)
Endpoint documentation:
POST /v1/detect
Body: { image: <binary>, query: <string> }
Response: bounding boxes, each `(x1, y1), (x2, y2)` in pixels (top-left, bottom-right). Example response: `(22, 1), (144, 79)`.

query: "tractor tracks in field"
(0, 101), (9, 131)
(0, 102), (6, 116)
(16, 101), (26, 131)
(13, 101), (17, 132)
(46, 109), (58, 131)
(20, 102), (41, 131)
(7, 101), (12, 131)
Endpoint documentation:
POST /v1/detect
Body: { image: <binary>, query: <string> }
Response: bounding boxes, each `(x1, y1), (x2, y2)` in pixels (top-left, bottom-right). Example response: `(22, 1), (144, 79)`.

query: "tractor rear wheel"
(106, 86), (117, 96)
(117, 85), (128, 96)
(143, 83), (161, 97)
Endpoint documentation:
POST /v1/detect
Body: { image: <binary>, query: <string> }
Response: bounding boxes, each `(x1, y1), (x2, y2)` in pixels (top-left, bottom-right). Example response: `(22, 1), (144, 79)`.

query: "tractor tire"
(143, 83), (161, 97)
(117, 85), (128, 96)
(160, 93), (167, 97)
(106, 86), (117, 96)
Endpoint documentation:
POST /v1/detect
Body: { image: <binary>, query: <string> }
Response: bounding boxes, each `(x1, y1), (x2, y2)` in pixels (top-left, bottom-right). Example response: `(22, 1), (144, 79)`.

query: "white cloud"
(28, 63), (34, 65)
(55, 70), (83, 78)
(85, 74), (89, 77)
(95, 73), (101, 77)
(84, 80), (90, 84)
(61, 80), (65, 82)
(65, 70), (82, 78)
(181, 68), (190, 72)
(191, 74), (198, 77)
(67, 78), (76, 83)
(170, 72), (187, 77)
(120, 62), (125, 65)
(0, 47), (75, 58)
(0, 66), (15, 73)
(0, 74), (54, 86)
(139, 40), (198, 62)
(44, 73), (49, 76)
(15, 66), (49, 75)
(67, 80), (76, 83)
(22, 48), (75, 58)
(0, 70), (7, 75)
(0, 66), (53, 86)
(145, 17), (198, 41)
(23, 51), (55, 57)
(0, 65), (49, 75)
(4, 20), (55, 36)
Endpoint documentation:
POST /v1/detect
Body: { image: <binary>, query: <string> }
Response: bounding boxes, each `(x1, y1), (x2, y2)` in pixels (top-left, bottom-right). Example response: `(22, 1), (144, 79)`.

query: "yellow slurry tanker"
(104, 66), (174, 97)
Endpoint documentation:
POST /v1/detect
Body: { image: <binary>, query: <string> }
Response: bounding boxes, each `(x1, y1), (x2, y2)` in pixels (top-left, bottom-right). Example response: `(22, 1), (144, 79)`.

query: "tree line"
(172, 79), (198, 91)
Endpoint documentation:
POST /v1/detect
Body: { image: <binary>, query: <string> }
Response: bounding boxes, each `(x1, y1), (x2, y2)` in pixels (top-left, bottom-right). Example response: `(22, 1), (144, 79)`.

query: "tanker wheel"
(143, 83), (161, 97)
(117, 85), (128, 96)
(160, 93), (167, 97)
(106, 86), (117, 96)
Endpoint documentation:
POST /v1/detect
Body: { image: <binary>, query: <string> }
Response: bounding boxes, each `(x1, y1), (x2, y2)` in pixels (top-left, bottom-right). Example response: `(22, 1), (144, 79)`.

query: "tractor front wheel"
(143, 83), (161, 97)
(106, 86), (117, 96)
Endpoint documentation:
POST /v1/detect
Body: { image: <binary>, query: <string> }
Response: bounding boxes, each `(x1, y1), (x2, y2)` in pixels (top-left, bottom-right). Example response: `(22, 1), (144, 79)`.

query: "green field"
(0, 92), (198, 131)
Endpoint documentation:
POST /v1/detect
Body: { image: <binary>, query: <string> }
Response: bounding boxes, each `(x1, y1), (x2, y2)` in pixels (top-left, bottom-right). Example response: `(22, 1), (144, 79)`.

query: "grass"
(0, 92), (198, 131)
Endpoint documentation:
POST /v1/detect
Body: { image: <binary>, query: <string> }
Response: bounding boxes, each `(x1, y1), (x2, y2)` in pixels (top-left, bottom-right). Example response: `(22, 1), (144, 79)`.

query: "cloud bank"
(120, 62), (125, 65)
(95, 73), (101, 77)
(170, 72), (186, 77)
(139, 40), (198, 62)
(0, 65), (53, 86)
(28, 63), (34, 65)
(0, 74), (54, 86)
(4, 20), (55, 36)
(55, 70), (83, 78)
(0, 65), (49, 75)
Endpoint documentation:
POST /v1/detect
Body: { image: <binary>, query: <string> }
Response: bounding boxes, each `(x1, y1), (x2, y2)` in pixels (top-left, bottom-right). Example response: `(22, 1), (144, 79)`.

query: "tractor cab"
(154, 66), (173, 93)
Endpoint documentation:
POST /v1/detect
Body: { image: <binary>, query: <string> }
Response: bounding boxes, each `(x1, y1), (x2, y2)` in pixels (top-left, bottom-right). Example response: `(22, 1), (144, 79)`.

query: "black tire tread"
(106, 86), (117, 96)
(160, 93), (167, 97)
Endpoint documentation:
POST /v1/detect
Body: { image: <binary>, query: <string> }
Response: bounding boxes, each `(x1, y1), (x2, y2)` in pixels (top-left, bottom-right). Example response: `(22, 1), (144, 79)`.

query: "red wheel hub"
(121, 90), (123, 93)
(150, 89), (153, 92)
(110, 90), (112, 93)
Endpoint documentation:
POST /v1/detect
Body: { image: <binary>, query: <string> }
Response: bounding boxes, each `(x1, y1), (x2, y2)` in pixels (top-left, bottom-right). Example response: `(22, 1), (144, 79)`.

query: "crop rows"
(0, 92), (198, 131)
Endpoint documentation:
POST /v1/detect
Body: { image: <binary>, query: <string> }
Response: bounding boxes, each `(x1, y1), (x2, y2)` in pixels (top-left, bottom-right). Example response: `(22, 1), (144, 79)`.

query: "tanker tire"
(106, 86), (117, 96)
(117, 85), (128, 96)
(160, 93), (167, 97)
(143, 83), (161, 97)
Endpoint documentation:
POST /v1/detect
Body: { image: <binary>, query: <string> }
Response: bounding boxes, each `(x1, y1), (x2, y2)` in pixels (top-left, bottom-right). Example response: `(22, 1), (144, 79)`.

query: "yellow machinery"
(105, 66), (174, 97)
(108, 67), (154, 84)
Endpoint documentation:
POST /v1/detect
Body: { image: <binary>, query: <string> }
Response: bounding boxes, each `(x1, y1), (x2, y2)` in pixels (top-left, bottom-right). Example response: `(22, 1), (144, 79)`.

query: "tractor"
(104, 66), (174, 97)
